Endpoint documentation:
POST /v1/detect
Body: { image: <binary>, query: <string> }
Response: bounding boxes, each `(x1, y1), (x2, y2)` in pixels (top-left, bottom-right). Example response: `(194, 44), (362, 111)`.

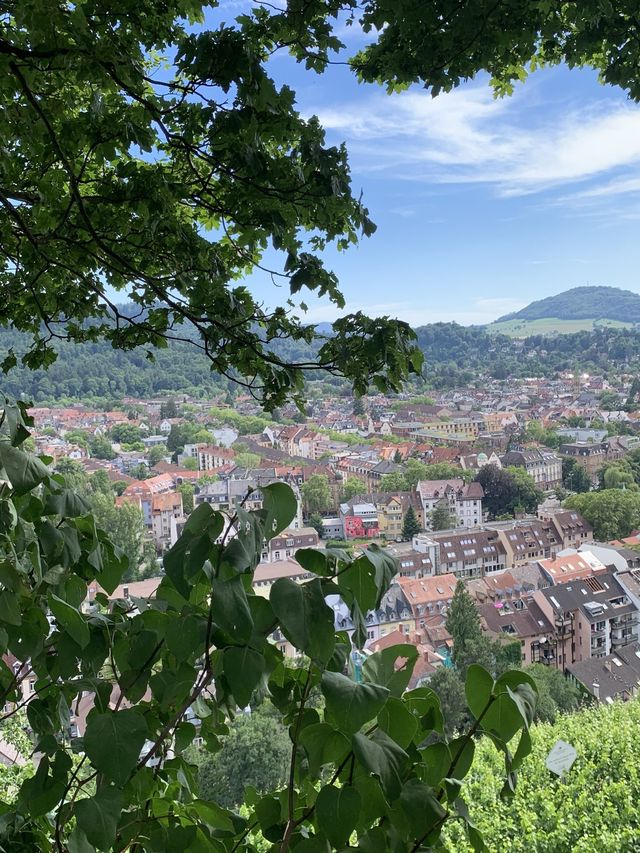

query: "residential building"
(415, 479), (484, 530)
(500, 449), (562, 490)
(340, 501), (380, 539)
(533, 572), (640, 668)
(566, 643), (640, 703)
(252, 559), (313, 598)
(559, 442), (607, 484)
(480, 596), (556, 666)
(396, 550), (436, 578)
(417, 416), (483, 441)
(397, 573), (458, 630)
(261, 527), (319, 563)
(537, 550), (608, 585)
(433, 529), (508, 579)
(150, 491), (183, 551)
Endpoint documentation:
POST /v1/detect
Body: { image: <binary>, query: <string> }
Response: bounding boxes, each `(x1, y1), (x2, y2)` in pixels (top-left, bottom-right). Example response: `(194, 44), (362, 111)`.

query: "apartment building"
(533, 572), (639, 668)
(559, 442), (607, 484)
(433, 529), (508, 579)
(150, 491), (184, 551)
(501, 448), (562, 490)
(261, 527), (319, 563)
(480, 596), (556, 666)
(415, 479), (484, 530)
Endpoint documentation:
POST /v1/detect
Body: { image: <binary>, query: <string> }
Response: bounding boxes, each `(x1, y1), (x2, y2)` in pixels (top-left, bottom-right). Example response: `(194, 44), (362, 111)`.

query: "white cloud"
(312, 84), (640, 197)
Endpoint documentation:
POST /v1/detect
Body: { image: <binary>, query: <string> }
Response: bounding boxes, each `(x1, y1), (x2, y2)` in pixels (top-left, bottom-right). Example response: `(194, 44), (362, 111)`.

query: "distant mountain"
(498, 286), (640, 323)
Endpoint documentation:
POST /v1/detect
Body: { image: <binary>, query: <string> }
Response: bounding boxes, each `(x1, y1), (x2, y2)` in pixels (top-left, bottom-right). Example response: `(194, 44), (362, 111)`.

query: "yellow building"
(420, 418), (481, 441)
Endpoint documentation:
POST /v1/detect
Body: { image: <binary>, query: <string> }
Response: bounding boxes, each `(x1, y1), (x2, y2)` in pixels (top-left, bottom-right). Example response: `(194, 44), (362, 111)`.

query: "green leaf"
(223, 646), (264, 707)
(420, 741), (451, 788)
(362, 644), (418, 697)
(465, 664), (493, 720)
(338, 556), (377, 612)
(404, 688), (444, 736)
(75, 786), (123, 850)
(322, 671), (389, 735)
(352, 730), (408, 802)
(67, 826), (96, 853)
(294, 549), (331, 576)
(0, 590), (21, 627)
(260, 482), (297, 537)
(44, 489), (90, 518)
(166, 614), (207, 661)
(299, 722), (350, 777)
(0, 441), (49, 495)
(377, 697), (418, 748)
(271, 578), (335, 663)
(211, 575), (253, 643)
(398, 778), (446, 840)
(481, 693), (523, 744)
(49, 594), (90, 648)
(315, 785), (361, 848)
(84, 709), (148, 786)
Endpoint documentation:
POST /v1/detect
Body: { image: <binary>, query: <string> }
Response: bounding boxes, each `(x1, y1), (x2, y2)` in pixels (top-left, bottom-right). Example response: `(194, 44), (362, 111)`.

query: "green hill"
(489, 286), (640, 336)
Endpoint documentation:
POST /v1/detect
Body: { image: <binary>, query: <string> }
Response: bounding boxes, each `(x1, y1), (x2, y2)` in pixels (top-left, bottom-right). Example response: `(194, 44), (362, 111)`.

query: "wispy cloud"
(300, 296), (527, 327)
(313, 85), (640, 197)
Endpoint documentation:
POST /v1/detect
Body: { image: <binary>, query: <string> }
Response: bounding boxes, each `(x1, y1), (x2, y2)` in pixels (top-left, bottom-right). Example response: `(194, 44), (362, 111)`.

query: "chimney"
(592, 681), (600, 700)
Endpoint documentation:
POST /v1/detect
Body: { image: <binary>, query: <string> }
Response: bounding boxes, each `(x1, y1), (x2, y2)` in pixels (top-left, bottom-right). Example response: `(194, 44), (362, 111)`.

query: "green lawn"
(487, 316), (634, 337)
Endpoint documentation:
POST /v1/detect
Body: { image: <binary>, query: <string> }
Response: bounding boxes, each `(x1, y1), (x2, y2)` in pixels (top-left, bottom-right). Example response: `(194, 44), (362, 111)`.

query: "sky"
(206, 5), (640, 327)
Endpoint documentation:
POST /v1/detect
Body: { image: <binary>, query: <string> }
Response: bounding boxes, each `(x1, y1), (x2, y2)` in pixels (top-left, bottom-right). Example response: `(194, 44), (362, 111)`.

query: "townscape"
(23, 367), (640, 711)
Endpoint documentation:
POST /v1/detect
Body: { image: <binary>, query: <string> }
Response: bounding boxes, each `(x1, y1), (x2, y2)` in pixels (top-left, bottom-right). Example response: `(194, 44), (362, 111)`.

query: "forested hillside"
(4, 320), (640, 400)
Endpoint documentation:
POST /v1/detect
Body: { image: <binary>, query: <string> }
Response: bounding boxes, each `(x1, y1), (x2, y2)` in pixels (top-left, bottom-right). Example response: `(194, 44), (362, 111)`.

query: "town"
(23, 366), (640, 718)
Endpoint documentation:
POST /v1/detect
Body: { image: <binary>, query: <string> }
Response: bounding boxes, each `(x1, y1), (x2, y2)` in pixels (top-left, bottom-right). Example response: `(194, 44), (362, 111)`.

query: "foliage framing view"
(2, 1), (640, 850)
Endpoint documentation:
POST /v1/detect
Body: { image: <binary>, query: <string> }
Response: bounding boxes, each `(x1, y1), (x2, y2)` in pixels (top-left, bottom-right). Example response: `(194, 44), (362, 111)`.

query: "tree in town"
(308, 512), (325, 538)
(562, 457), (592, 493)
(341, 477), (368, 501)
(109, 423), (143, 445)
(393, 449), (404, 464)
(234, 451), (262, 470)
(91, 493), (157, 581)
(525, 664), (581, 724)
(178, 482), (195, 515)
(505, 466), (544, 514)
(301, 473), (333, 514)
(426, 667), (468, 738)
(182, 457), (198, 471)
(160, 399), (179, 419)
(352, 396), (366, 417)
(431, 503), (453, 531)
(474, 464), (519, 518)
(89, 433), (116, 460)
(147, 444), (169, 465)
(602, 463), (637, 491)
(564, 489), (640, 541)
(194, 703), (291, 809)
(402, 506), (421, 539)
(421, 462), (466, 482)
(446, 581), (483, 671)
(380, 472), (409, 492)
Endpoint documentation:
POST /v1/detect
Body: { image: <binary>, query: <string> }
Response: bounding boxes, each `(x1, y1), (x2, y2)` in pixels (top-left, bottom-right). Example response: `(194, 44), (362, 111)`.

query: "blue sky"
(209, 5), (640, 326)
